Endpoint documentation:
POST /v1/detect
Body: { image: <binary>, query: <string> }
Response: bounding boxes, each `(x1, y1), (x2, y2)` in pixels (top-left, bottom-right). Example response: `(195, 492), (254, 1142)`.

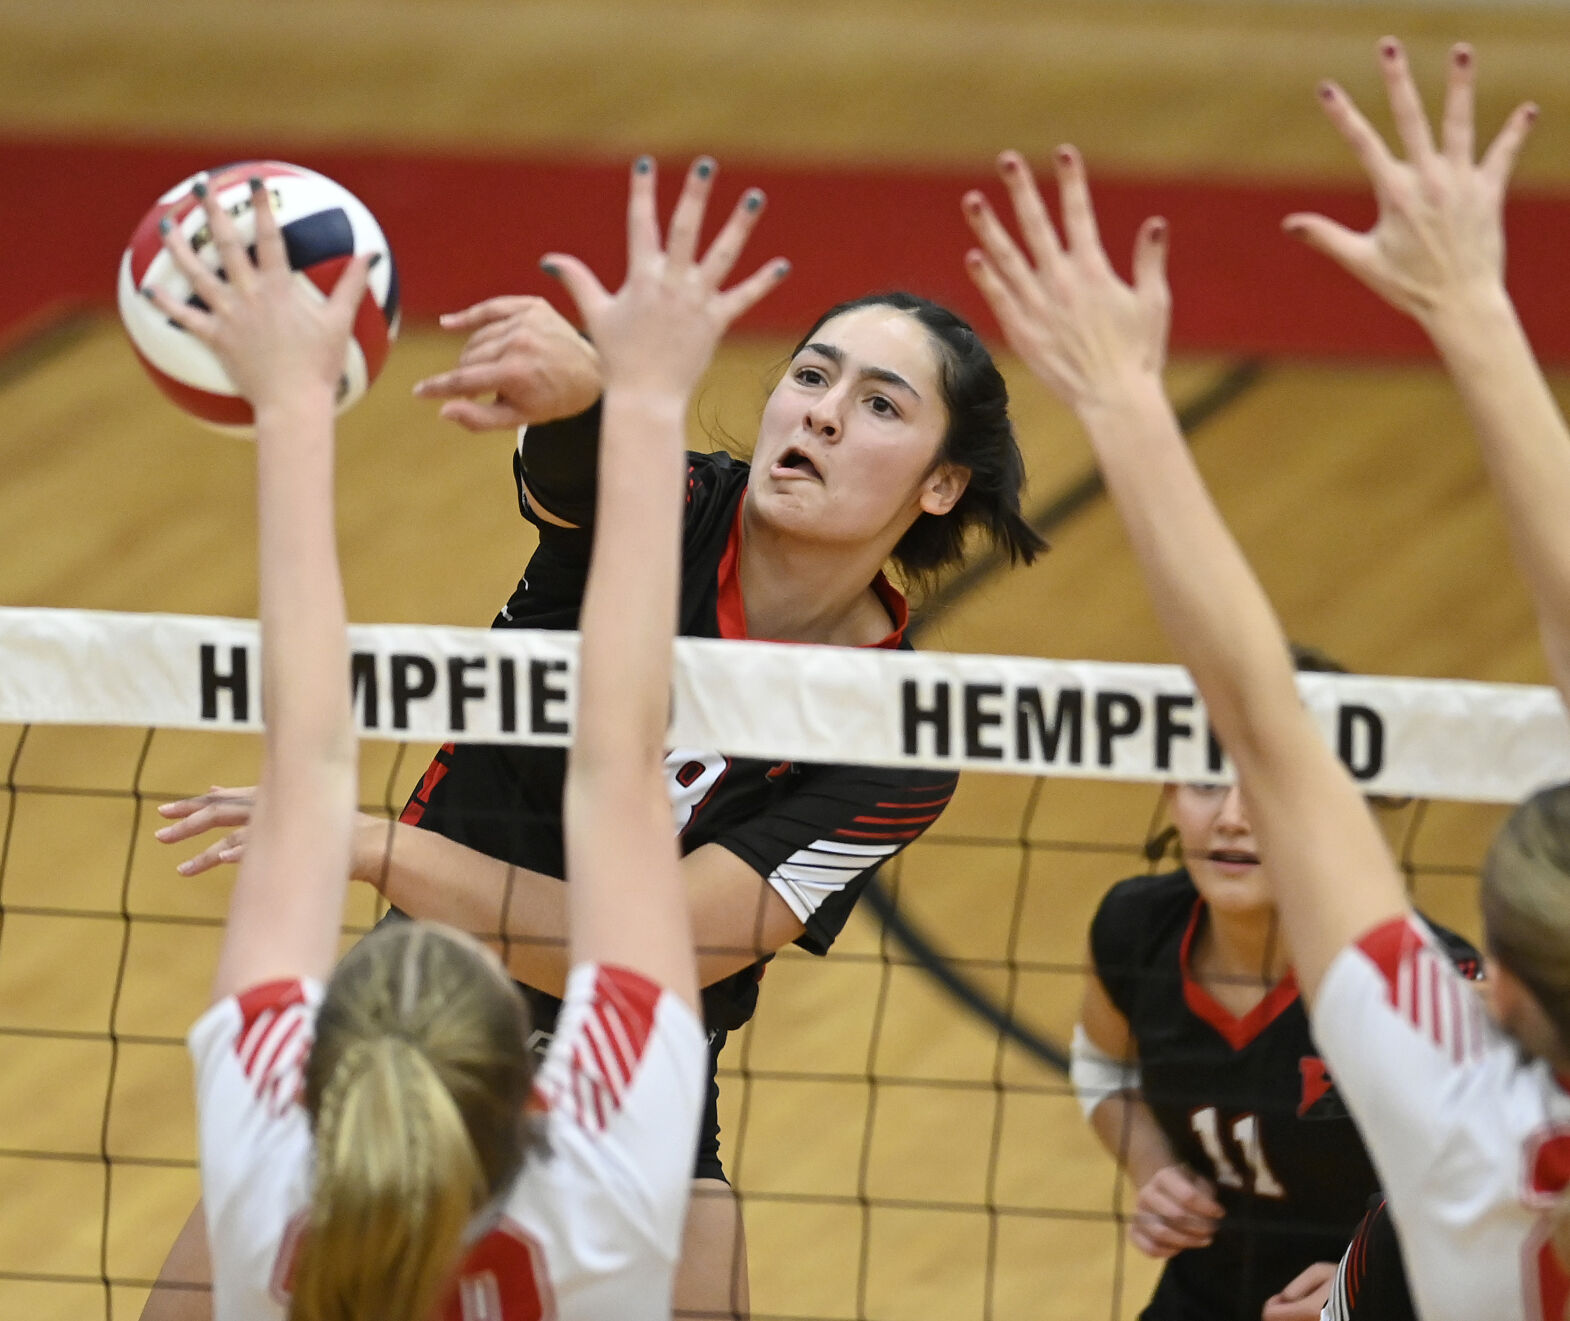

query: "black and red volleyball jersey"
(1089, 870), (1479, 1321)
(399, 448), (957, 1036)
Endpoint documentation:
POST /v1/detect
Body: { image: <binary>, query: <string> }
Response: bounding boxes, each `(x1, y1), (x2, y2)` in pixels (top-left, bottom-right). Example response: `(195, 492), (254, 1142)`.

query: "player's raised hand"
(1128, 1164), (1224, 1259)
(540, 156), (791, 399)
(1284, 39), (1537, 331)
(413, 295), (604, 432)
(147, 176), (372, 413)
(963, 148), (1169, 418)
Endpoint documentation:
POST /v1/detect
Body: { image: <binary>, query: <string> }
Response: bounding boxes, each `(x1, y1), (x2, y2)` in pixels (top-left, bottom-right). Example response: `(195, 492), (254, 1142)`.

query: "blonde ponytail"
(290, 1035), (484, 1321)
(292, 922), (538, 1321)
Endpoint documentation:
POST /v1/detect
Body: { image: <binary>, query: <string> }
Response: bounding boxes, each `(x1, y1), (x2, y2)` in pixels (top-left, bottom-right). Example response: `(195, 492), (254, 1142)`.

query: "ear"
(919, 462), (970, 517)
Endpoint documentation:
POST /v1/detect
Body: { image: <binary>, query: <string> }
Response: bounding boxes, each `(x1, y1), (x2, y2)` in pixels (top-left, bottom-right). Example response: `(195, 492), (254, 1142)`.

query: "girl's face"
(747, 305), (968, 550)
(1167, 782), (1275, 916)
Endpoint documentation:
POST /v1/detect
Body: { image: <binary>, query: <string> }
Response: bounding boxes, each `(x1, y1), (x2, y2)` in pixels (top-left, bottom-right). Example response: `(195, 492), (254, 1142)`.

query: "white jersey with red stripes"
(1312, 915), (1570, 1321)
(188, 961), (705, 1320)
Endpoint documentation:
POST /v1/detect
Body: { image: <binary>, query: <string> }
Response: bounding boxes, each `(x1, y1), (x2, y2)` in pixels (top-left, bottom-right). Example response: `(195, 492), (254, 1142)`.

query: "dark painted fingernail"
(1526, 104), (1540, 124)
(158, 216), (172, 236)
(1318, 81), (1335, 102)
(369, 252), (383, 269)
(192, 177), (208, 200)
(1381, 39), (1399, 60)
(774, 260), (791, 277)
(248, 175), (264, 192)
(635, 155), (653, 174)
(695, 157), (714, 180)
(1056, 146), (1074, 166)
(744, 189), (764, 212)
(1149, 218), (1167, 240)
(963, 192), (984, 214)
(539, 258), (561, 276)
(1454, 46), (1472, 69)
(141, 286), (157, 301)
(1000, 153), (1019, 173)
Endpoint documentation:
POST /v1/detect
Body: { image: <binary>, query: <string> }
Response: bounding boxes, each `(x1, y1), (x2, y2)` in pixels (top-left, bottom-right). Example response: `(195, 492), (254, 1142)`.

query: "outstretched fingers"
(698, 187), (767, 288)
(1441, 43), (1477, 164)
(540, 253), (613, 330)
(1282, 211), (1377, 283)
(963, 189), (1043, 311)
(664, 157), (717, 270)
(325, 252), (374, 332)
(1378, 37), (1438, 163)
(1481, 99), (1540, 189)
(963, 244), (1031, 343)
(1316, 81), (1397, 186)
(1131, 216), (1171, 315)
(716, 257), (793, 327)
(996, 150), (1063, 271)
(626, 155), (661, 270)
(1054, 146), (1110, 267)
(148, 207), (225, 337)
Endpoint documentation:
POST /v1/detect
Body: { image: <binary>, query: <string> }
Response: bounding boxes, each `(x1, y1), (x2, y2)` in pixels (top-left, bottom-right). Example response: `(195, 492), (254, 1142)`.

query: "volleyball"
(117, 161), (400, 433)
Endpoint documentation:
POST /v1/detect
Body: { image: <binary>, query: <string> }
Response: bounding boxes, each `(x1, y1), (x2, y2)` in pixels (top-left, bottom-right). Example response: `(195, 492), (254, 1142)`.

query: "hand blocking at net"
(1281, 40), (1535, 334)
(142, 175), (373, 417)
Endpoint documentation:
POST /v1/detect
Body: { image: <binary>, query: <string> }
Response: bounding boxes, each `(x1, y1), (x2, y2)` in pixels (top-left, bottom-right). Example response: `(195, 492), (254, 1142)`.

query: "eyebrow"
(801, 342), (922, 400)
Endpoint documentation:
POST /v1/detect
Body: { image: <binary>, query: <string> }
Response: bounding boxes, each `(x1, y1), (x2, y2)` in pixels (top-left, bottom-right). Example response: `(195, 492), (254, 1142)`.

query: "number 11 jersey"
(1090, 870), (1479, 1321)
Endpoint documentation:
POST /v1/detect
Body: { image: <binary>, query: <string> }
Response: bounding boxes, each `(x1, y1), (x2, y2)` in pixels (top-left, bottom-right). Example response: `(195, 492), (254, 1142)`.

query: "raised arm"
(961, 150), (1403, 1000)
(148, 179), (372, 1002)
(1283, 40), (1570, 705)
(543, 156), (788, 1008)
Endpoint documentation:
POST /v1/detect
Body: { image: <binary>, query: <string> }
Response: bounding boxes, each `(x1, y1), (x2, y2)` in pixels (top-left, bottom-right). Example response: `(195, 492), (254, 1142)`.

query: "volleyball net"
(2, 605), (1565, 1320)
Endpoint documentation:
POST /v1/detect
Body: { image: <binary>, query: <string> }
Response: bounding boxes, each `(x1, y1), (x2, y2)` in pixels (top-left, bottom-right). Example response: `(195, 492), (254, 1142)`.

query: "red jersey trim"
(1178, 900), (1300, 1052)
(1354, 915), (1488, 1063)
(538, 965), (663, 1134)
(715, 493), (909, 647)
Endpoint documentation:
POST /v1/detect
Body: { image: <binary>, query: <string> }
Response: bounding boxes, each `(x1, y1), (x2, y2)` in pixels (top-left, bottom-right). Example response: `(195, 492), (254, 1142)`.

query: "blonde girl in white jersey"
(145, 158), (786, 1320)
(960, 40), (1570, 1321)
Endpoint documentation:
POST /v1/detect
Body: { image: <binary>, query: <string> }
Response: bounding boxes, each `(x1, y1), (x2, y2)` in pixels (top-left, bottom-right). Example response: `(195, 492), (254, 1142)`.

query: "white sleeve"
(530, 963), (707, 1266)
(188, 979), (321, 1318)
(1310, 917), (1544, 1321)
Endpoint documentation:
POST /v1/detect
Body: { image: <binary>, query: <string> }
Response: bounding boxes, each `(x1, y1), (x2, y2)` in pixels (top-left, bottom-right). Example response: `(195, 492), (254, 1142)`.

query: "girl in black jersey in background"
(156, 162), (1045, 1318)
(1075, 651), (1479, 1321)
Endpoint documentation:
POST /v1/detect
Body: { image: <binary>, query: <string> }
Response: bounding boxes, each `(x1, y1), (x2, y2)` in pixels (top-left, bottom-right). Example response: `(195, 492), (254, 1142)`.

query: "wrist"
(1424, 280), (1518, 355)
(600, 384), (691, 426)
(251, 385), (337, 434)
(1073, 372), (1173, 436)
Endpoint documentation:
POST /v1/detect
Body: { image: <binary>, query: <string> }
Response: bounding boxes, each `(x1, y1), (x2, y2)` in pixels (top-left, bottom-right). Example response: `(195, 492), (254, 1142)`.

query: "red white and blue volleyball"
(117, 161), (400, 433)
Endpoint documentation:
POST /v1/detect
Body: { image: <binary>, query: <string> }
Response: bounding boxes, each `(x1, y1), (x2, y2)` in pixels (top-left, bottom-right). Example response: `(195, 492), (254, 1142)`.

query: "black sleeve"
(514, 400), (603, 530)
(1086, 873), (1149, 1017)
(715, 764), (959, 956)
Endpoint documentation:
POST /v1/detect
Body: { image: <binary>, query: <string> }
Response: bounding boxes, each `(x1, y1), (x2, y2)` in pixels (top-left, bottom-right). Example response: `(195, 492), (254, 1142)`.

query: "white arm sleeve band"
(1070, 1024), (1141, 1121)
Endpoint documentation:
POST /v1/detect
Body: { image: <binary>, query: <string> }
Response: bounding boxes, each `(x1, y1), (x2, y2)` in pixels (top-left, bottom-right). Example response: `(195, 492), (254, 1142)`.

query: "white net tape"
(3, 606), (1567, 802)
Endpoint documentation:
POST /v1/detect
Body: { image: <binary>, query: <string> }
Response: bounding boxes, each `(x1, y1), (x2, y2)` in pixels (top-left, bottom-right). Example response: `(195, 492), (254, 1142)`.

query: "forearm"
(1076, 376), (1300, 759)
(1429, 288), (1570, 695)
(1089, 1092), (1176, 1189)
(518, 399), (604, 527)
(214, 390), (354, 996)
(366, 821), (572, 996)
(255, 390), (354, 769)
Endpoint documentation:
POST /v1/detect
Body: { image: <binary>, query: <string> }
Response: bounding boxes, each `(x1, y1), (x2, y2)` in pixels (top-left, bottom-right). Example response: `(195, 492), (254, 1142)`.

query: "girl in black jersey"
(156, 162), (1045, 1319)
(1078, 745), (1479, 1321)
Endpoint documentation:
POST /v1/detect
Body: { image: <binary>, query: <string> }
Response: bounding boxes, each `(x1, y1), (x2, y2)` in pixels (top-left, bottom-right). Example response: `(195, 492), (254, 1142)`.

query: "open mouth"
(1207, 848), (1260, 869)
(772, 447), (822, 481)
